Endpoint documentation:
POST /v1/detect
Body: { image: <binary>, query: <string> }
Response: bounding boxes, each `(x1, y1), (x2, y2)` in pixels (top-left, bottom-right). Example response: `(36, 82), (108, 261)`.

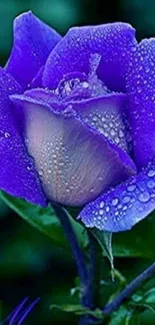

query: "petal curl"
(72, 94), (128, 152)
(5, 11), (61, 88)
(23, 89), (129, 152)
(0, 69), (46, 206)
(11, 94), (136, 206)
(78, 158), (155, 232)
(43, 23), (137, 92)
(127, 39), (155, 169)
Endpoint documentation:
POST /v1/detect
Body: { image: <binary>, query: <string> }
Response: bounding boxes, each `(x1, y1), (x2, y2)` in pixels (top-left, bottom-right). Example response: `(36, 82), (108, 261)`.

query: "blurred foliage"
(1, 192), (155, 324)
(0, 0), (155, 324)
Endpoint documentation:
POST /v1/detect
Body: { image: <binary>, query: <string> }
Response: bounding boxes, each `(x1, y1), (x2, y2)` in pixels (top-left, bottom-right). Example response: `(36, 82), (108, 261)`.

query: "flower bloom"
(1, 11), (155, 232)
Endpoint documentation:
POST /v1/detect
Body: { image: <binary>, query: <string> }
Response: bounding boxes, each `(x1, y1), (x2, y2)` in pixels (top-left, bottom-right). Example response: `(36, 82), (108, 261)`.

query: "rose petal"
(78, 158), (155, 232)
(127, 39), (155, 169)
(29, 66), (44, 88)
(0, 69), (47, 206)
(5, 11), (61, 88)
(11, 93), (136, 206)
(72, 93), (129, 152)
(43, 23), (137, 92)
(23, 89), (130, 152)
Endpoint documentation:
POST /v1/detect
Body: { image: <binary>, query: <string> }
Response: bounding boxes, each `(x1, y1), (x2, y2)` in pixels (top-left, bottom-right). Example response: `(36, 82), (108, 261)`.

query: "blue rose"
(1, 12), (155, 232)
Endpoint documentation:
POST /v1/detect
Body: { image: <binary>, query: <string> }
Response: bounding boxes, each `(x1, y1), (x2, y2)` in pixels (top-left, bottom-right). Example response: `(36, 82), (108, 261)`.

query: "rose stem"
(78, 232), (101, 325)
(102, 261), (155, 314)
(52, 204), (101, 325)
(52, 204), (88, 298)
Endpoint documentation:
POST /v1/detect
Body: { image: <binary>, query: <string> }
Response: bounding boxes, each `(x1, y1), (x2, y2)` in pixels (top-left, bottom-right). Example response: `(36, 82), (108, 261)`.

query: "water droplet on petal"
(122, 195), (131, 203)
(148, 170), (155, 177)
(100, 201), (104, 208)
(39, 170), (44, 177)
(147, 179), (155, 189)
(4, 132), (10, 138)
(106, 206), (110, 212)
(138, 191), (150, 203)
(112, 198), (119, 206)
(127, 185), (136, 192)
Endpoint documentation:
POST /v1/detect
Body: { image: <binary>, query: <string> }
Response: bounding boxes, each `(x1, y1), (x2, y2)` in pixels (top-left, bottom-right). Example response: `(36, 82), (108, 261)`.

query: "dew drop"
(147, 169), (155, 177)
(83, 81), (89, 89)
(122, 195), (130, 203)
(127, 185), (136, 192)
(110, 129), (116, 137)
(138, 191), (150, 203)
(115, 137), (120, 144)
(39, 170), (44, 177)
(118, 129), (124, 138)
(106, 206), (110, 212)
(100, 201), (104, 208)
(112, 198), (119, 206)
(147, 179), (155, 189)
(4, 132), (10, 138)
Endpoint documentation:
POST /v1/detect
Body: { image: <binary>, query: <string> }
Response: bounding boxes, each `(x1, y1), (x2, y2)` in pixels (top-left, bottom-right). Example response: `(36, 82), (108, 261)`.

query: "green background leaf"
(0, 191), (87, 252)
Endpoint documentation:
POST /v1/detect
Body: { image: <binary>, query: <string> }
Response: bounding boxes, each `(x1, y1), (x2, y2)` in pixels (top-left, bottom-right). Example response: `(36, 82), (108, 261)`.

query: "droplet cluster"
(83, 109), (127, 151)
(25, 103), (129, 207)
(79, 160), (155, 231)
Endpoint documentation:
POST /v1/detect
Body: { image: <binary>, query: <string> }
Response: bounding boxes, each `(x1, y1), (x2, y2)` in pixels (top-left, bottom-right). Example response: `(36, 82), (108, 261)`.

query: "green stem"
(102, 261), (155, 314)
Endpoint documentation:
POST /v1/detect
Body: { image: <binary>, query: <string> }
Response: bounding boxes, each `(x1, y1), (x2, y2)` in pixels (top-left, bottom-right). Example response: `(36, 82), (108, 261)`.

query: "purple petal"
(72, 93), (129, 152)
(127, 39), (155, 169)
(5, 11), (61, 89)
(29, 66), (44, 88)
(24, 88), (60, 107)
(11, 93), (136, 206)
(0, 69), (46, 206)
(43, 23), (137, 92)
(22, 89), (130, 152)
(78, 158), (155, 232)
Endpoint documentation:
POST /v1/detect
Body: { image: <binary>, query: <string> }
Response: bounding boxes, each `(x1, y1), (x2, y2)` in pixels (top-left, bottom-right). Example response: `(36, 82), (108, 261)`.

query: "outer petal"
(43, 23), (137, 92)
(127, 39), (155, 169)
(5, 12), (61, 88)
(29, 66), (44, 88)
(11, 94), (136, 206)
(78, 158), (155, 232)
(0, 69), (46, 206)
(23, 89), (130, 152)
(72, 94), (129, 152)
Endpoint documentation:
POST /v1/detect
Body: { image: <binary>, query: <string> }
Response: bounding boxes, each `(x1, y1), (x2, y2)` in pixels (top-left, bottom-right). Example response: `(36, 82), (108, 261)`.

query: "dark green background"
(0, 0), (155, 324)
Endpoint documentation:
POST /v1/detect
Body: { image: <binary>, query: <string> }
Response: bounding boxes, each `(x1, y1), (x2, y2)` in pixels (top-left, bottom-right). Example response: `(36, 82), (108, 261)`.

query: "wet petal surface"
(127, 39), (155, 169)
(43, 23), (137, 92)
(23, 89), (129, 152)
(73, 94), (128, 151)
(0, 69), (46, 206)
(5, 12), (61, 88)
(78, 158), (155, 232)
(11, 94), (136, 206)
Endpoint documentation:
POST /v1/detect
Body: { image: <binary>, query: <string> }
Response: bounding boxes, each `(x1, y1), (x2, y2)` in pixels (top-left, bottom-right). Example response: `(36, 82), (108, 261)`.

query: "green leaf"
(113, 212), (155, 259)
(108, 307), (133, 325)
(0, 191), (87, 251)
(50, 303), (85, 313)
(50, 303), (103, 319)
(144, 288), (155, 304)
(91, 229), (114, 272)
